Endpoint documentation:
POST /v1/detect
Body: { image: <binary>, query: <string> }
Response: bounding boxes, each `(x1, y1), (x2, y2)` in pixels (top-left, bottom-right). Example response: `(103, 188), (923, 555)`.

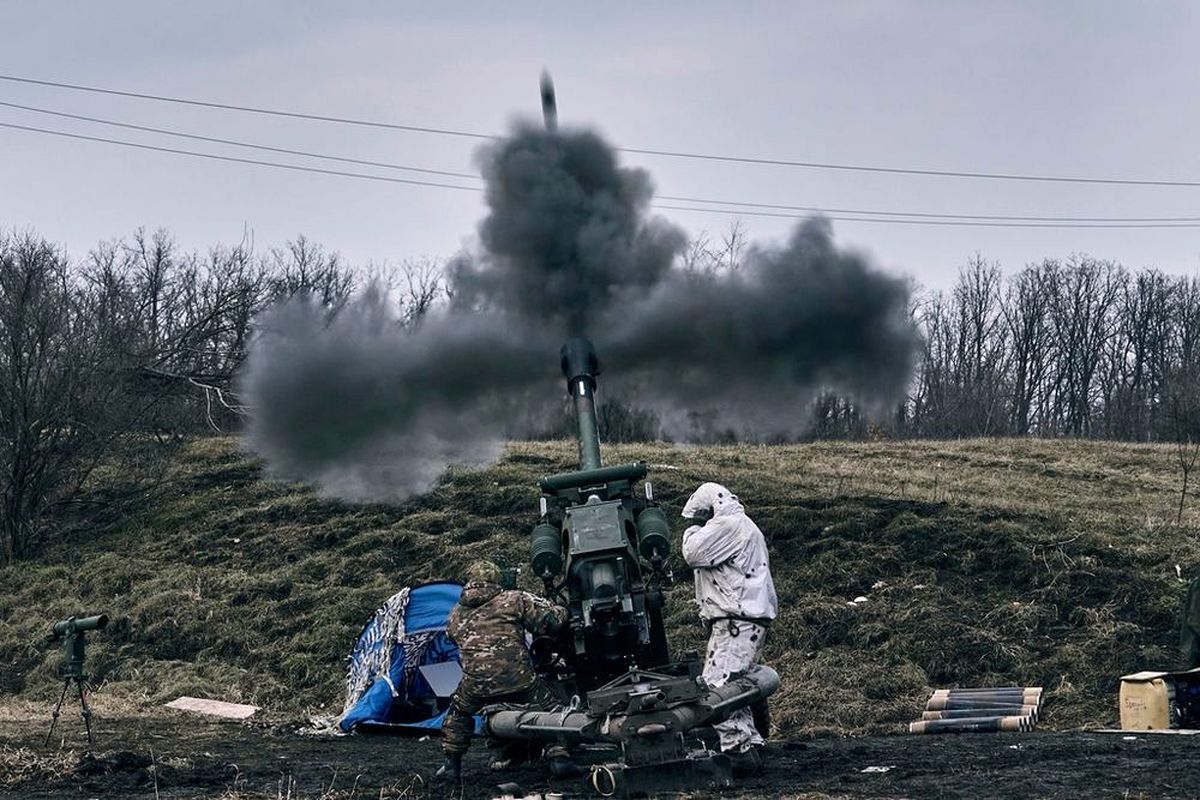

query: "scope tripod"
(44, 669), (96, 747)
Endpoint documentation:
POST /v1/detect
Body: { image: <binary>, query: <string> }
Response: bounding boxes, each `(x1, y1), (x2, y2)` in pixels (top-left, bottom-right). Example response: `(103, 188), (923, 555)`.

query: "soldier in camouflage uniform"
(436, 560), (576, 781)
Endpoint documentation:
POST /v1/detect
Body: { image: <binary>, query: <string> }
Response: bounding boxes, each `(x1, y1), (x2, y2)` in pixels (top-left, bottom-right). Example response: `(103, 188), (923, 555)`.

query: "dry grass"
(210, 774), (428, 800)
(0, 436), (1197, 738)
(0, 744), (77, 788)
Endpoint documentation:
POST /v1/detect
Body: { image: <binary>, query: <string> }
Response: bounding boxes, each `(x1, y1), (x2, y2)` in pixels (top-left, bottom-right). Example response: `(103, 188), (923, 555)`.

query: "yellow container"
(1118, 668), (1200, 730)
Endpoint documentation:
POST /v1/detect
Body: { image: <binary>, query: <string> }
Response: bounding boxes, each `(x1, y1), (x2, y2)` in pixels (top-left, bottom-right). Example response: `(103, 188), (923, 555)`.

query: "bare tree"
(679, 230), (714, 274)
(1103, 270), (1175, 440)
(1045, 257), (1124, 436)
(716, 220), (748, 273)
(909, 289), (952, 436)
(127, 227), (175, 349)
(265, 235), (355, 307)
(0, 233), (134, 563)
(398, 257), (446, 326)
(951, 255), (1009, 434)
(1003, 262), (1054, 435)
(907, 258), (1009, 437)
(1169, 365), (1200, 524)
(678, 223), (748, 275)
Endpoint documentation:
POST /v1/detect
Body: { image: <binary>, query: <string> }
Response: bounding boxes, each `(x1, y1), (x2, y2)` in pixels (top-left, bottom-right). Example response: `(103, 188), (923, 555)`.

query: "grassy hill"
(0, 436), (1196, 737)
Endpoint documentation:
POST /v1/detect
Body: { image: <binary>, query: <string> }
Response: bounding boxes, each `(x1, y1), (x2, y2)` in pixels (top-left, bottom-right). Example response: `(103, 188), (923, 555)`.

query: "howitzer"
(528, 338), (671, 689)
(484, 337), (778, 795)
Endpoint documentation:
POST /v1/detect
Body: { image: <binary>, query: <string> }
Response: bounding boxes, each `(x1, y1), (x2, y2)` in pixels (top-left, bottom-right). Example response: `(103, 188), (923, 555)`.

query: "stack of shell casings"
(908, 687), (1042, 734)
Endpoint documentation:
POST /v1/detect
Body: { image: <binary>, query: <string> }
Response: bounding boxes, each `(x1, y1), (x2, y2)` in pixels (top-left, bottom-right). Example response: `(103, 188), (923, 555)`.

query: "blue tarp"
(339, 582), (470, 732)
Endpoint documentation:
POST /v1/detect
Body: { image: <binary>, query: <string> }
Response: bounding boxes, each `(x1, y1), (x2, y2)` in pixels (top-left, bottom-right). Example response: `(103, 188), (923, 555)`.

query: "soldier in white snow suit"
(681, 482), (778, 776)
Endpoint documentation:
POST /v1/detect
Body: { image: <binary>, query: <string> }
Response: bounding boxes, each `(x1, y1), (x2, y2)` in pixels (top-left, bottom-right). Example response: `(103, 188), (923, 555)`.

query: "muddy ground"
(1, 714), (1197, 800)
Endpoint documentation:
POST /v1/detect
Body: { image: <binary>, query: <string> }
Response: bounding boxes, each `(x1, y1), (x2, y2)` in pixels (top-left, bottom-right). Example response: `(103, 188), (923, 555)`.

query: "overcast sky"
(2, 2), (1199, 290)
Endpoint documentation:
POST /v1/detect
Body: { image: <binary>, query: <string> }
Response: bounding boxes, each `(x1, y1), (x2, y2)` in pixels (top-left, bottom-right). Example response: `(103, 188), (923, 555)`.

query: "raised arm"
(682, 516), (744, 568)
(518, 591), (568, 636)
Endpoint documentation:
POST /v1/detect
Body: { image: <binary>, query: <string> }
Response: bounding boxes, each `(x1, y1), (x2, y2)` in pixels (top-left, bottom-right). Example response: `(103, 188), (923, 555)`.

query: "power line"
(0, 100), (480, 180)
(7, 99), (1200, 224)
(655, 203), (1200, 229)
(4, 72), (1200, 188)
(0, 121), (481, 192)
(7, 119), (1200, 229)
(0, 74), (494, 140)
(656, 194), (1200, 223)
(629, 148), (1200, 188)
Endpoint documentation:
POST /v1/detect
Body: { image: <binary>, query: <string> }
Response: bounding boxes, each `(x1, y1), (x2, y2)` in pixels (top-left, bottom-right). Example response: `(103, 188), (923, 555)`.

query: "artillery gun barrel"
(560, 337), (602, 471)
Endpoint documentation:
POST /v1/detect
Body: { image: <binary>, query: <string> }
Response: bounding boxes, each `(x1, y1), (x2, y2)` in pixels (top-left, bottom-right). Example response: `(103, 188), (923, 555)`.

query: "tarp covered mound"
(339, 581), (467, 732)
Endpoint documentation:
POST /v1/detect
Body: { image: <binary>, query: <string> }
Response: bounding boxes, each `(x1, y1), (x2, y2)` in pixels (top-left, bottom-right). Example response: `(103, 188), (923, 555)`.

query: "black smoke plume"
(601, 217), (919, 439)
(450, 124), (684, 333)
(240, 288), (555, 500)
(240, 122), (919, 500)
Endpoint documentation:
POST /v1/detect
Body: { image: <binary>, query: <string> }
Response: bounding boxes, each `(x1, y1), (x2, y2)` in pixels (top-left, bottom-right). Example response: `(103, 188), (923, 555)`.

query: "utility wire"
(656, 203), (1200, 229)
(7, 119), (1200, 228)
(0, 74), (494, 140)
(655, 194), (1200, 223)
(0, 121), (481, 192)
(0, 100), (480, 180)
(5, 72), (1200, 188)
(6, 99), (1200, 224)
(627, 148), (1200, 188)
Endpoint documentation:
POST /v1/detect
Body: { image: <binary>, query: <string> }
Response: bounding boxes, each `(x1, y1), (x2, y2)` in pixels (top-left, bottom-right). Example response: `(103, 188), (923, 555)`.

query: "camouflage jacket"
(448, 581), (567, 696)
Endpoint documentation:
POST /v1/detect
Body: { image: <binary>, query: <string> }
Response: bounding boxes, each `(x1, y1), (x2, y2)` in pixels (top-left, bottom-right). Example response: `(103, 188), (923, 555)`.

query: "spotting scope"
(51, 615), (108, 677)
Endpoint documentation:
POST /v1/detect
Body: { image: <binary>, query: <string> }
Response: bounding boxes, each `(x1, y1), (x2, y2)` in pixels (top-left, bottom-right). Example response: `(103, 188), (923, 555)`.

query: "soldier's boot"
(434, 754), (463, 781)
(727, 746), (763, 778)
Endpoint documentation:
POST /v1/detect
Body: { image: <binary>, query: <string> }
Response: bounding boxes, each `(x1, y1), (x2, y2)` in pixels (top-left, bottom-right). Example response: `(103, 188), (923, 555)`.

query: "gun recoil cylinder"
(636, 507), (671, 561)
(531, 521), (563, 578)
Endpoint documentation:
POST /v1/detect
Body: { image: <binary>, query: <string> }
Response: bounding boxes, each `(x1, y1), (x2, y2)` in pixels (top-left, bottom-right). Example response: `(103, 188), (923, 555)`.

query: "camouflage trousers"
(703, 619), (768, 753)
(442, 677), (567, 759)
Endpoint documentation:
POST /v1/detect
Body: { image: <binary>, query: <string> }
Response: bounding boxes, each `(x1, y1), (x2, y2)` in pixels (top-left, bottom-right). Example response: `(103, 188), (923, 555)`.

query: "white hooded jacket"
(681, 482), (778, 623)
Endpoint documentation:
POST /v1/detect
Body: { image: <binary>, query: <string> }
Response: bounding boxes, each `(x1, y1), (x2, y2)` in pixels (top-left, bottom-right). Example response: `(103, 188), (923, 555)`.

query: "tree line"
(3, 225), (1199, 562)
(905, 254), (1200, 442)
(0, 228), (439, 563)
